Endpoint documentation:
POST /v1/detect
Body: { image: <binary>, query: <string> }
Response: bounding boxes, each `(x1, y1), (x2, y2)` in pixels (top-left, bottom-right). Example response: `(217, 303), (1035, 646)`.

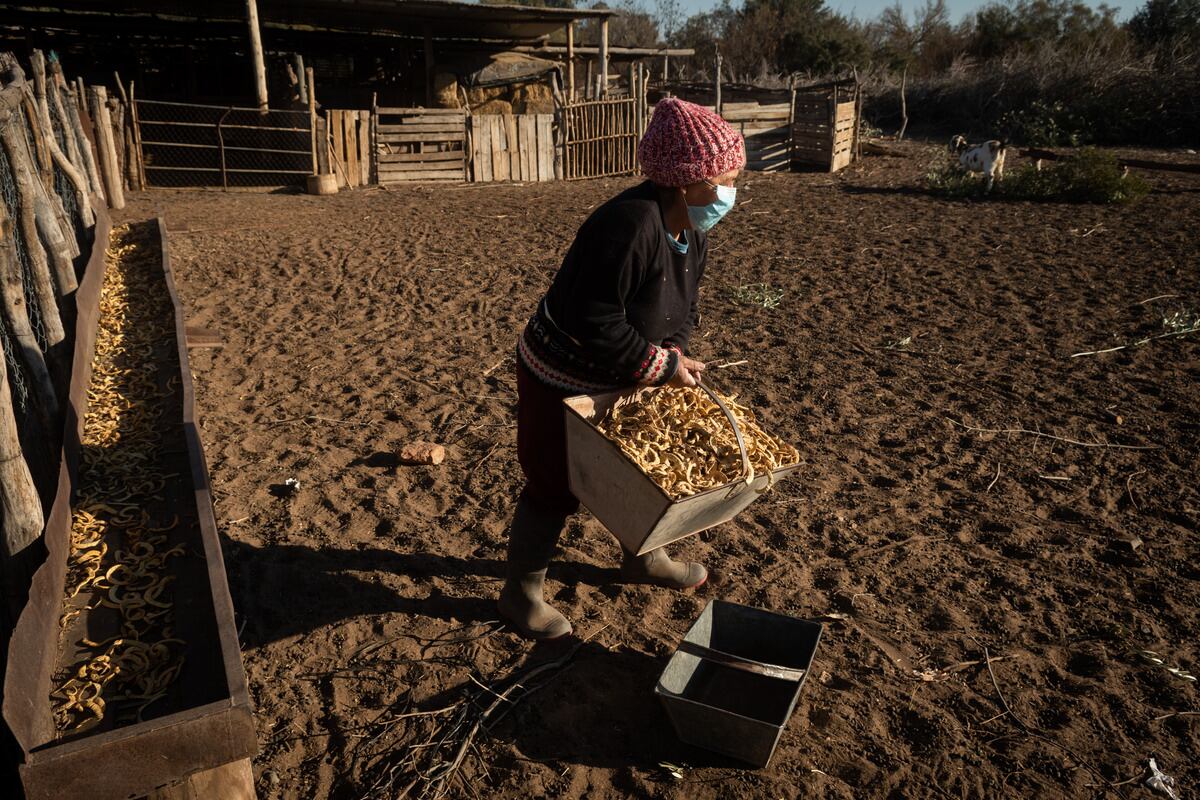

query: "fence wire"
(135, 99), (313, 188)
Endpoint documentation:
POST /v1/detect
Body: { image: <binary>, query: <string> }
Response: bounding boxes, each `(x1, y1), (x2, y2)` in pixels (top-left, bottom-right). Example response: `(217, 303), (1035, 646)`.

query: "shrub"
(924, 148), (1151, 203)
(924, 161), (985, 198)
(1004, 149), (1151, 203)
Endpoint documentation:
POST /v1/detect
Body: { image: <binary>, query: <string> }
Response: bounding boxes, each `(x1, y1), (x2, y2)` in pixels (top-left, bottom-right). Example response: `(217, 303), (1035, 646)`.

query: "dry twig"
(947, 418), (1158, 451)
(979, 643), (1128, 799)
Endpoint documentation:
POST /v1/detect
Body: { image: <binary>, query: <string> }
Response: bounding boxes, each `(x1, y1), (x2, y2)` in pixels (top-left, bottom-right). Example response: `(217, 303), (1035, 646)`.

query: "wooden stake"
(60, 75), (104, 199)
(88, 86), (124, 208)
(46, 59), (87, 189)
(423, 24), (435, 107)
(129, 80), (147, 189)
(246, 0), (269, 112)
(787, 75), (797, 170)
(0, 302), (43, 556)
(599, 17), (609, 98)
(714, 46), (722, 116)
(0, 181), (59, 426)
(306, 66), (317, 174)
(293, 54), (307, 106)
(31, 51), (93, 225)
(0, 108), (71, 339)
(566, 24), (575, 102)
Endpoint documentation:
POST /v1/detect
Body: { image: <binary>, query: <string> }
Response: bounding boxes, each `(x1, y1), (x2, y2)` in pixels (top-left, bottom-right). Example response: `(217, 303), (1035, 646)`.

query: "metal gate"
(134, 99), (313, 187)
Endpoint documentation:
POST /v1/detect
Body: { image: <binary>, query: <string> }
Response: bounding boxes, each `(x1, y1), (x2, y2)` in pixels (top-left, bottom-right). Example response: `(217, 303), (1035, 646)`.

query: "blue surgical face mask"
(687, 183), (736, 232)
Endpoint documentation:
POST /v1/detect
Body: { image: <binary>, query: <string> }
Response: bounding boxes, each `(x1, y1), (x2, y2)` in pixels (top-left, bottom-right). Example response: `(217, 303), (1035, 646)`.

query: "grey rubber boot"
(620, 547), (707, 589)
(497, 497), (573, 640)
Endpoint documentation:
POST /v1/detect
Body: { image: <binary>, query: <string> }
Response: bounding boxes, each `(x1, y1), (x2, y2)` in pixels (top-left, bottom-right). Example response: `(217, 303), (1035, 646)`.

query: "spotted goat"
(950, 135), (1008, 192)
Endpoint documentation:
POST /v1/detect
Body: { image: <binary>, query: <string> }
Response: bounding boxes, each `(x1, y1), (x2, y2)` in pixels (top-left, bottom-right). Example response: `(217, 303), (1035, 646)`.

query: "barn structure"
(0, 0), (856, 189)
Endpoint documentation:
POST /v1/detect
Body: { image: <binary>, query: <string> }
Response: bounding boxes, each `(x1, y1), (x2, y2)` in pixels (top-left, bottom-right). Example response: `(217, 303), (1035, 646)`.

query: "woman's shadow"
(219, 533), (616, 649)
(220, 534), (750, 775)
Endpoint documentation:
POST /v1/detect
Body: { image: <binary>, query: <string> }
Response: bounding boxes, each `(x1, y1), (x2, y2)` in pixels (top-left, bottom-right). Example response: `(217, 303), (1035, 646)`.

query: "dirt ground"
(117, 142), (1200, 800)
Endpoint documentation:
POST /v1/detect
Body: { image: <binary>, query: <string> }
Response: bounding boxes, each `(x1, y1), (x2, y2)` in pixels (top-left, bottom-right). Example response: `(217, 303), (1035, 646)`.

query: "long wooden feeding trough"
(3, 216), (255, 799)
(563, 387), (800, 556)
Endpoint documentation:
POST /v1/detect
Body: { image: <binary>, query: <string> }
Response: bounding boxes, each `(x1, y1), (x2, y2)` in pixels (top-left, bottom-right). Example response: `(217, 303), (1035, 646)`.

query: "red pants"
(516, 359), (581, 517)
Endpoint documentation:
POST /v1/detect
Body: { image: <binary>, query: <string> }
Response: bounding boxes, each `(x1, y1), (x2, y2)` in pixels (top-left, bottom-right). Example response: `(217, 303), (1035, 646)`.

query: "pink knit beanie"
(638, 98), (746, 187)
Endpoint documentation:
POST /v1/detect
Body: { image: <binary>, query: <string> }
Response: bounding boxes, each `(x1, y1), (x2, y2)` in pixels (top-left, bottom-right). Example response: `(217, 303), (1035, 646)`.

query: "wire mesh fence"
(0, 110), (45, 416)
(134, 99), (313, 188)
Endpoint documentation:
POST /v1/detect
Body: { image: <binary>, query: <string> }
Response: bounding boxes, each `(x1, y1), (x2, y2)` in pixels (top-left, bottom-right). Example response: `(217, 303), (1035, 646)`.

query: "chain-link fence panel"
(135, 99), (313, 188)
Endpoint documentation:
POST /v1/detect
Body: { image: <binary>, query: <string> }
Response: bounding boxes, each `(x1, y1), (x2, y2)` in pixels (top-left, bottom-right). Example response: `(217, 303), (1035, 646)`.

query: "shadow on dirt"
(221, 537), (618, 648)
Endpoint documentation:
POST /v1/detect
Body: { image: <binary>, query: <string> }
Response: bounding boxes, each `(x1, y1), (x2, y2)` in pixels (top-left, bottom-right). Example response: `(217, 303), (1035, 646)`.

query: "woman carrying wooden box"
(499, 99), (746, 640)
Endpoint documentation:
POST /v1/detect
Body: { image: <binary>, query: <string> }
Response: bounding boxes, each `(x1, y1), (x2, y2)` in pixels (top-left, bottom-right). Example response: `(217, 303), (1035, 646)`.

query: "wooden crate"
(789, 83), (860, 173)
(563, 388), (800, 556)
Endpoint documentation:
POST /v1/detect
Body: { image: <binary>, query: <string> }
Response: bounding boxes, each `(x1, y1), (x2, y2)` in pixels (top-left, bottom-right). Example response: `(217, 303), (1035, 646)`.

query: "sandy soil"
(118, 143), (1200, 799)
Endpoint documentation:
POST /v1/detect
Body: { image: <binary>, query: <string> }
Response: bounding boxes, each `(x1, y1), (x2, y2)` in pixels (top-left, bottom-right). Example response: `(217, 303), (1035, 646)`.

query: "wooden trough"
(563, 387), (800, 556)
(2, 216), (255, 800)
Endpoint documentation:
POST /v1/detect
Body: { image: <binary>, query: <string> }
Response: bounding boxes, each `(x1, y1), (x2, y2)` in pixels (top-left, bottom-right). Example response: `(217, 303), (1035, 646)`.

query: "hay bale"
(466, 85), (508, 106)
(512, 81), (554, 114)
(472, 99), (514, 116)
(433, 72), (461, 108)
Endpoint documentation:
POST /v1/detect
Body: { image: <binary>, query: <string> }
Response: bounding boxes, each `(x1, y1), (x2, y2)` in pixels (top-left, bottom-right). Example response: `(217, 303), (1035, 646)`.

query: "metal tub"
(655, 600), (822, 768)
(563, 387), (800, 555)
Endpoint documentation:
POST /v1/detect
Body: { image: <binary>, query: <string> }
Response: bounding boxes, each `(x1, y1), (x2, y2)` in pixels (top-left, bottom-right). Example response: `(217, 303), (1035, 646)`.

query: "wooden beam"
(599, 17), (609, 98)
(294, 54), (307, 106)
(714, 47), (722, 116)
(566, 24), (575, 102)
(423, 23), (435, 107)
(306, 66), (317, 174)
(245, 0), (268, 112)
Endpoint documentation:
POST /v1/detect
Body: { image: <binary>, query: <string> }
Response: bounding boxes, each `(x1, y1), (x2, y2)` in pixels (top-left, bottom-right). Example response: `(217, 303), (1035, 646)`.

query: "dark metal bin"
(655, 600), (822, 768)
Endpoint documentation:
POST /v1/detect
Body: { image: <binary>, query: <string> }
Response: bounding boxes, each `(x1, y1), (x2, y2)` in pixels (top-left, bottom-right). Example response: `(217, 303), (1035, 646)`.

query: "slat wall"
(327, 109), (370, 188)
(831, 100), (857, 172)
(787, 85), (859, 172)
(721, 102), (791, 173)
(375, 107), (466, 183)
(469, 114), (555, 182)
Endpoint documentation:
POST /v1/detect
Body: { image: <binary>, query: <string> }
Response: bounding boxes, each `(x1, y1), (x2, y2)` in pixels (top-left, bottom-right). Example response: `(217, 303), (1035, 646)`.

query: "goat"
(949, 135), (1008, 192)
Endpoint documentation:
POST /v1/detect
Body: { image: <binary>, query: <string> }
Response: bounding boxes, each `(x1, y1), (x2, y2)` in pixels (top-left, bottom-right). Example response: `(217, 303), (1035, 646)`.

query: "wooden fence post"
(89, 86), (124, 208)
(714, 47), (722, 116)
(246, 0), (269, 112)
(0, 181), (59, 426)
(0, 308), (43, 557)
(62, 75), (104, 199)
(129, 81), (147, 189)
(787, 74), (797, 171)
(306, 66), (317, 174)
(566, 24), (575, 102)
(599, 17), (609, 98)
(30, 51), (93, 224)
(0, 106), (71, 342)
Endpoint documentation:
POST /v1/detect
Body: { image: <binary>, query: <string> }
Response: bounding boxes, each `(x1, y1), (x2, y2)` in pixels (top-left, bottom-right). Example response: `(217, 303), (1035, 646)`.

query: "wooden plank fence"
(469, 114), (555, 182)
(375, 107), (466, 183)
(326, 109), (370, 188)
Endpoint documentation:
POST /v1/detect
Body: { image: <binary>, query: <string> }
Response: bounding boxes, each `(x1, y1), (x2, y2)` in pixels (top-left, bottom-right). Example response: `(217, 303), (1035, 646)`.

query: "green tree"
(1128, 0), (1200, 49)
